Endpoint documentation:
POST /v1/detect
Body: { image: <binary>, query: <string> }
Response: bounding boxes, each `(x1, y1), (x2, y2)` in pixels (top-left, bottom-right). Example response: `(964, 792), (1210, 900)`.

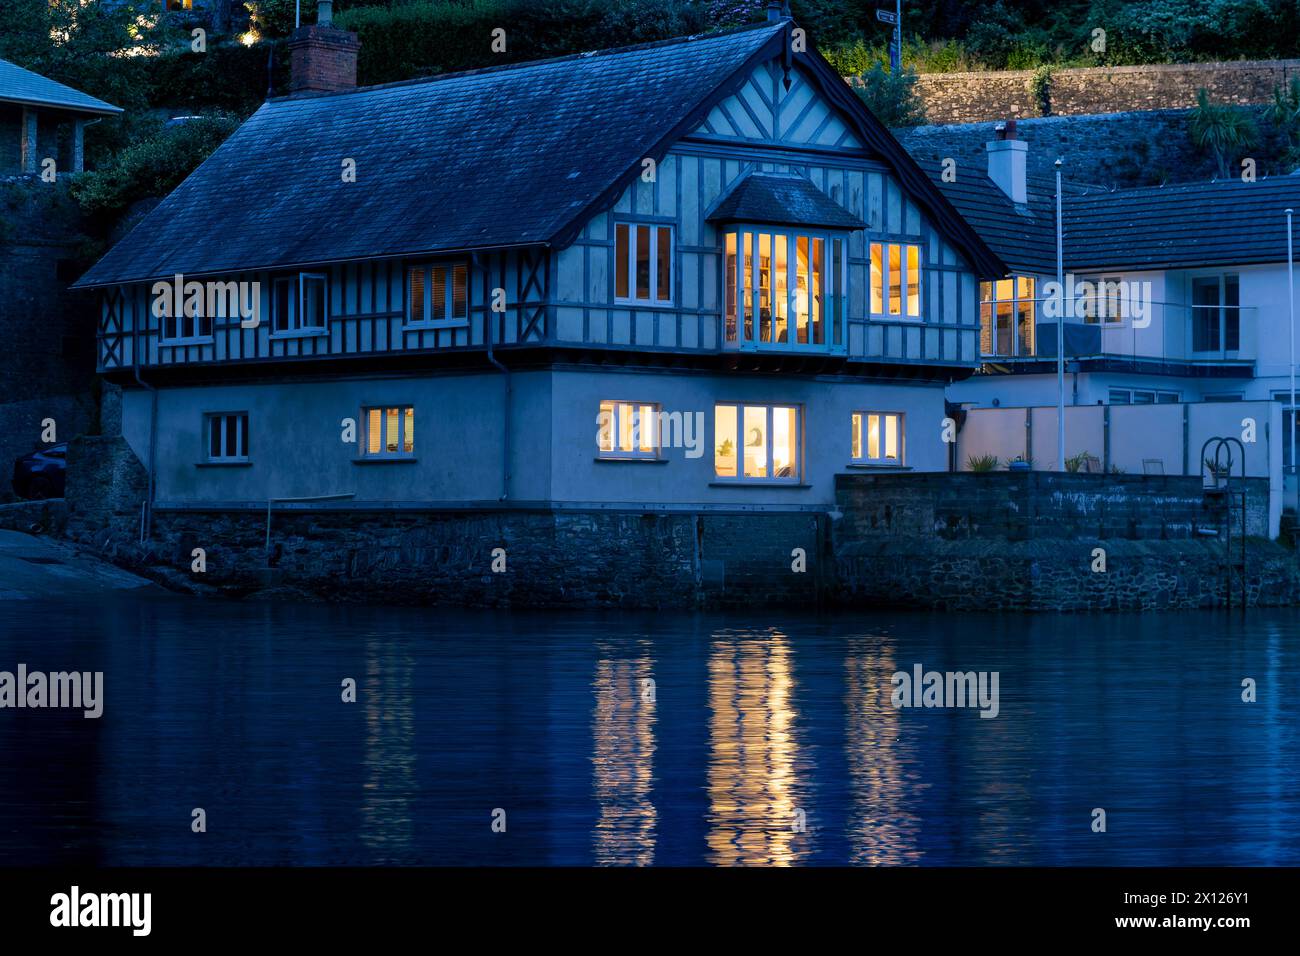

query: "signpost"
(877, 3), (902, 72)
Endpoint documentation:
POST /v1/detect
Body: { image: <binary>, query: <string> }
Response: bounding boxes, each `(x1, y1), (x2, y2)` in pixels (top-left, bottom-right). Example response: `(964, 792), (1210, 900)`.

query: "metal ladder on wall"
(1201, 437), (1248, 610)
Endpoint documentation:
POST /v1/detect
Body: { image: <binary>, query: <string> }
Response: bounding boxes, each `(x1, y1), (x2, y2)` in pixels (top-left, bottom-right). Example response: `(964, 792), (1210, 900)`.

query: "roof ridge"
(267, 20), (783, 104)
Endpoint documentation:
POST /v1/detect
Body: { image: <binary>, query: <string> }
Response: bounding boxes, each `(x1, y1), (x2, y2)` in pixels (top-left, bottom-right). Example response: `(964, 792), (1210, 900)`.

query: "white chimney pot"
(987, 138), (1028, 205)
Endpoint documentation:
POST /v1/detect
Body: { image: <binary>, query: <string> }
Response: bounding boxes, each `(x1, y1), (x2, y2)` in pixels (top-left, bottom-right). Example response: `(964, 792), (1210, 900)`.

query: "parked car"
(12, 443), (67, 500)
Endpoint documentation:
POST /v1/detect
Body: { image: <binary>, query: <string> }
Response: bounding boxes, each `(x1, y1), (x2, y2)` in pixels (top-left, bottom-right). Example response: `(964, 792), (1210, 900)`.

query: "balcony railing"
(980, 297), (1258, 367)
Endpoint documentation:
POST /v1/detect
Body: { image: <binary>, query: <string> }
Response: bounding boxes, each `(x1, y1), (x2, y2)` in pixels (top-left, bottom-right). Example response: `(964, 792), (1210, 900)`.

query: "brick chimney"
(288, 1), (360, 95)
(986, 118), (1027, 204)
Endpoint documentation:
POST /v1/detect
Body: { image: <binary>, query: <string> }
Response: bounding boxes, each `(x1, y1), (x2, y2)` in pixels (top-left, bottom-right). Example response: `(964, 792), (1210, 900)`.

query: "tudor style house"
(75, 3), (1002, 522)
(929, 124), (1300, 466)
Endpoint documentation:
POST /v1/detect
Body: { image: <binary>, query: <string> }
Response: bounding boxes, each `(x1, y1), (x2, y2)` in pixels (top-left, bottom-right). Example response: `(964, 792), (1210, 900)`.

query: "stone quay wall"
(833, 473), (1294, 611)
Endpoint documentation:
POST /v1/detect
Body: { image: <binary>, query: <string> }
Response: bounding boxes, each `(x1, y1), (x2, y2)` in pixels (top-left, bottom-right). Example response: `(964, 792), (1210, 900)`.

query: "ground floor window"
(363, 406), (414, 458)
(597, 401), (659, 459)
(714, 403), (799, 481)
(851, 411), (903, 464)
(205, 412), (248, 462)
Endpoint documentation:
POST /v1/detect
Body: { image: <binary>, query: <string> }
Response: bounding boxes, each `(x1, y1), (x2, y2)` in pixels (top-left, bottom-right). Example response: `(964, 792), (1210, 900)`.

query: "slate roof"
(77, 19), (1004, 288)
(707, 171), (866, 229)
(0, 57), (122, 115)
(77, 22), (789, 288)
(1064, 178), (1300, 271)
(916, 159), (1300, 275)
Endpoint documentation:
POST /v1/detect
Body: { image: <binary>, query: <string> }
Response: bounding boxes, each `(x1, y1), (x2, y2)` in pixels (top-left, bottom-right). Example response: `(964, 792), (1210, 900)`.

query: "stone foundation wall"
(132, 507), (822, 608)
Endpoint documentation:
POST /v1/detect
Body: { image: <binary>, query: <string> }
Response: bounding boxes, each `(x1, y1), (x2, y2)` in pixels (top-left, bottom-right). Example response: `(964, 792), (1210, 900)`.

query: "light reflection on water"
(1, 598), (1298, 866)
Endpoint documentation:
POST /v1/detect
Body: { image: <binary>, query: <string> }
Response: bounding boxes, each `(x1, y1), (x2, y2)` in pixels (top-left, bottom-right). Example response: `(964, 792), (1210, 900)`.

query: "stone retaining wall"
(914, 59), (1300, 125)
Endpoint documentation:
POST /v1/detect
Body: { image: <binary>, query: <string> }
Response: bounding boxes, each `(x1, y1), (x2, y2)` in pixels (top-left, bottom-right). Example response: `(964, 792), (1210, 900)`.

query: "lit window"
(205, 412), (248, 462)
(870, 243), (922, 317)
(406, 263), (469, 326)
(979, 276), (1036, 357)
(597, 401), (660, 459)
(724, 228), (838, 347)
(272, 272), (328, 334)
(363, 406), (415, 459)
(615, 223), (673, 304)
(851, 412), (903, 465)
(714, 403), (800, 481)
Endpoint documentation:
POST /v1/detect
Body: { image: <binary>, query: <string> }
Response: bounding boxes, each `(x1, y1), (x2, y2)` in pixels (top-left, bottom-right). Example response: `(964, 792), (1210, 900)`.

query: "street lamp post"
(1055, 158), (1065, 472)
(1288, 208), (1296, 485)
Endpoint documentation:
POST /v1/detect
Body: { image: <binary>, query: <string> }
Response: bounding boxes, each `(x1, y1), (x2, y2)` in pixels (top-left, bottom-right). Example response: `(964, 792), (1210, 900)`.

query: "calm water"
(0, 597), (1297, 866)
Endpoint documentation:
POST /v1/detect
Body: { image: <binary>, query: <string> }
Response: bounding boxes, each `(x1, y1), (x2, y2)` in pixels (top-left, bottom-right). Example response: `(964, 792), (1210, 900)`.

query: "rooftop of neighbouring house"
(0, 57), (122, 115)
(915, 151), (1300, 275)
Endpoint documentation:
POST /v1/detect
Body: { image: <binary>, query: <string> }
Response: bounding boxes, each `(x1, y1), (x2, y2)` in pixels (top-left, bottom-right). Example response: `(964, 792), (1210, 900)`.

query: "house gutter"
(475, 252), (511, 501)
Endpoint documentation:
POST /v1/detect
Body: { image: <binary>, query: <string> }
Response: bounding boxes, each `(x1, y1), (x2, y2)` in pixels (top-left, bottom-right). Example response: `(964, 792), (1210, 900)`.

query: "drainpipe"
(131, 358), (157, 543)
(475, 252), (510, 501)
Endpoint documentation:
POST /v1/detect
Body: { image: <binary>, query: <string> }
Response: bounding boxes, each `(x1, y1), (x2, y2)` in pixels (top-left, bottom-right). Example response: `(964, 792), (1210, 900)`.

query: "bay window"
(714, 403), (800, 481)
(723, 227), (844, 350)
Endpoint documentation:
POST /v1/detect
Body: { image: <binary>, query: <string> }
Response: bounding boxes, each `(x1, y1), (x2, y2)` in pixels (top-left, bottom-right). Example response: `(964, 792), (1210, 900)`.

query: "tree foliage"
(852, 63), (927, 129)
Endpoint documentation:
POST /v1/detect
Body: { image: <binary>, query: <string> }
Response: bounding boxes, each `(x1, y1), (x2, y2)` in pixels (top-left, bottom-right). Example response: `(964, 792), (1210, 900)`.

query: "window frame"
(1189, 272), (1241, 355)
(870, 241), (924, 320)
(850, 410), (905, 466)
(157, 292), (215, 345)
(712, 402), (802, 483)
(360, 405), (416, 460)
(979, 276), (1036, 358)
(203, 411), (249, 463)
(271, 271), (330, 337)
(614, 221), (674, 306)
(405, 261), (470, 329)
(596, 400), (662, 460)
